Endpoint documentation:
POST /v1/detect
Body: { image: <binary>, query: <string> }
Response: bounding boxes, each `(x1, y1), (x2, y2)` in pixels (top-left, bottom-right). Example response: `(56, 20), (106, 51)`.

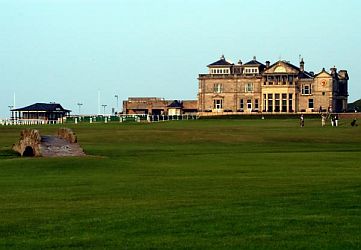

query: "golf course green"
(0, 119), (360, 249)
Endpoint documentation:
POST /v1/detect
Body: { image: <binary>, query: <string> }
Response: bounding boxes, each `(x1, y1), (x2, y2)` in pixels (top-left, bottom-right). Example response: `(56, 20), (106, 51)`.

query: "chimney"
(338, 70), (348, 79)
(330, 66), (337, 76)
(266, 61), (270, 68)
(300, 58), (304, 72)
(238, 60), (242, 65)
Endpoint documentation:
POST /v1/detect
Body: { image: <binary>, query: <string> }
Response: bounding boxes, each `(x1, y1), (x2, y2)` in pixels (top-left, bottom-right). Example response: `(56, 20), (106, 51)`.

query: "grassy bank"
(0, 119), (360, 249)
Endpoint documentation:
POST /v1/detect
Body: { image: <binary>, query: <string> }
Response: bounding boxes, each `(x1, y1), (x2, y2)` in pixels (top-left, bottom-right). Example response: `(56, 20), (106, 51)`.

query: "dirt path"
(40, 136), (85, 157)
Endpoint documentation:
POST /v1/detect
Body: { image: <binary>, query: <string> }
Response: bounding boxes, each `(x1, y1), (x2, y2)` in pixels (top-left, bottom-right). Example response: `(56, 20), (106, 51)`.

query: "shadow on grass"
(0, 149), (19, 159)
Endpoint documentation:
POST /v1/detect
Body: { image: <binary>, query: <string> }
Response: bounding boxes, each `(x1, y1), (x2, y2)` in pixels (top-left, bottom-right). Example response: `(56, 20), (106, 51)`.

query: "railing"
(0, 119), (63, 125)
(146, 114), (199, 122)
(199, 74), (263, 79)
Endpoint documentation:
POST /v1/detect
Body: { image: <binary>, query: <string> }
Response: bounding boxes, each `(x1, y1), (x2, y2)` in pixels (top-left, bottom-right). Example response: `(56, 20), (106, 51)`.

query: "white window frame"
(213, 99), (223, 110)
(247, 99), (252, 111)
(245, 83), (254, 93)
(302, 84), (312, 95)
(214, 83), (223, 93)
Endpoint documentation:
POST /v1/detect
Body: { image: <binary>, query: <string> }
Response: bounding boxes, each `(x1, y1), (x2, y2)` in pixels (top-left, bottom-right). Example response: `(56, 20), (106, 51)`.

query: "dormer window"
(209, 68), (230, 74)
(244, 67), (258, 74)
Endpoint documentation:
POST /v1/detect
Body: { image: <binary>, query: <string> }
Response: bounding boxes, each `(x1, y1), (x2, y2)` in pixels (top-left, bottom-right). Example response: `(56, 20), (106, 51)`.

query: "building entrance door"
(247, 100), (252, 112)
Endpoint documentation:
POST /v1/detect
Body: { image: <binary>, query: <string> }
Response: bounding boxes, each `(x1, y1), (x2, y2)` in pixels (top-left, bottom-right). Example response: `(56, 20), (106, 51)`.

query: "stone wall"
(57, 128), (77, 143)
(12, 129), (42, 157)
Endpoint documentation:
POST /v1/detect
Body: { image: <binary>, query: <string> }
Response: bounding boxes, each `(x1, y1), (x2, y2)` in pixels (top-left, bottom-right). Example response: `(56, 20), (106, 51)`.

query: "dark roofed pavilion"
(11, 103), (71, 124)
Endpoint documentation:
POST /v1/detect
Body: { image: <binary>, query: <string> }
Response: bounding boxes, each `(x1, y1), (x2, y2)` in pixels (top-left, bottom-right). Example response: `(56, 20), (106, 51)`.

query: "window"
(245, 83), (253, 92)
(255, 99), (259, 110)
(244, 68), (257, 74)
(240, 99), (244, 110)
(282, 94), (287, 112)
(289, 94), (293, 112)
(267, 94), (273, 112)
(263, 94), (267, 112)
(247, 99), (252, 110)
(213, 99), (223, 110)
(213, 83), (223, 93)
(302, 84), (312, 95)
(308, 99), (314, 109)
(322, 92), (325, 96)
(288, 75), (293, 84)
(275, 94), (280, 112)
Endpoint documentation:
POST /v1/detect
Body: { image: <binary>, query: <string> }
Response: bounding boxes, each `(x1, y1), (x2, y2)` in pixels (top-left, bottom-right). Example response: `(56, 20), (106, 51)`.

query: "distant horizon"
(1, 0), (360, 118)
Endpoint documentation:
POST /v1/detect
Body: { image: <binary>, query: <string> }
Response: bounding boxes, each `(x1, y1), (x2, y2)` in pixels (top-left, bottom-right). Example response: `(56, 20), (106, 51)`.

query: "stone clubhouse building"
(122, 55), (349, 116)
(198, 55), (349, 114)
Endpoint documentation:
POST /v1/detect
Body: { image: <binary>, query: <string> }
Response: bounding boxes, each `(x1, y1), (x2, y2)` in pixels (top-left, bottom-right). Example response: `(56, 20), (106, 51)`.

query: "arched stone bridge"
(12, 128), (85, 157)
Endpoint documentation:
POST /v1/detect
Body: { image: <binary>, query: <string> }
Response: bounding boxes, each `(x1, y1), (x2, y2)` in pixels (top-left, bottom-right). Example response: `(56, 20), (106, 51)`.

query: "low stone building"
(123, 97), (197, 115)
(198, 55), (349, 114)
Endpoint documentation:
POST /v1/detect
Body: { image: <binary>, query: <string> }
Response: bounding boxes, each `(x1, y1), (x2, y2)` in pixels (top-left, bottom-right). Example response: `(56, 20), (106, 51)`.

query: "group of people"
(300, 113), (358, 127)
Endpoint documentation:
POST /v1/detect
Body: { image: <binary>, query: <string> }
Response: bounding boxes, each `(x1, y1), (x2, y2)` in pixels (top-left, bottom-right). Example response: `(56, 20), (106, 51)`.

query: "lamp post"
(77, 103), (83, 116)
(114, 95), (119, 115)
(101, 104), (107, 115)
(114, 95), (119, 109)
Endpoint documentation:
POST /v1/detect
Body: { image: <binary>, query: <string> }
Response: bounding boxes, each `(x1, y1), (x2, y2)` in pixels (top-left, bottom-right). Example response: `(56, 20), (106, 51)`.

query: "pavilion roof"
(12, 103), (71, 112)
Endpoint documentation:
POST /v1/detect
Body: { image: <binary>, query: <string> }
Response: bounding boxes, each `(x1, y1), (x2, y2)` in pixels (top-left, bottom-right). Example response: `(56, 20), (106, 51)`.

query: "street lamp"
(101, 104), (107, 115)
(114, 95), (119, 114)
(114, 95), (119, 108)
(77, 103), (83, 116)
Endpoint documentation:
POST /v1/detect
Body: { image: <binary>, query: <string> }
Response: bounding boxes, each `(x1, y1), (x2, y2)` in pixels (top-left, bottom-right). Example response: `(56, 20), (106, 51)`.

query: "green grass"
(0, 119), (360, 249)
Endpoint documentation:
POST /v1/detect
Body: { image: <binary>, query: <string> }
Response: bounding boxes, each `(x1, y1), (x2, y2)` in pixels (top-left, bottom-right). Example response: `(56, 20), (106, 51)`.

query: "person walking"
(300, 114), (304, 127)
(335, 114), (339, 127)
(331, 116), (335, 126)
(321, 113), (326, 127)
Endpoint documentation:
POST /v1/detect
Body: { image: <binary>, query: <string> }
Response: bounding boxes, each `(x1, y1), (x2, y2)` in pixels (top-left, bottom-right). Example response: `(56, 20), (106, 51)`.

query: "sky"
(0, 0), (360, 117)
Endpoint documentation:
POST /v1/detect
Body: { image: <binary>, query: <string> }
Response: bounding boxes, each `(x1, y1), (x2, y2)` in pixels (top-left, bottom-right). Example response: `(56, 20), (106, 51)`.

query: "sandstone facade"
(123, 97), (198, 115)
(198, 56), (348, 114)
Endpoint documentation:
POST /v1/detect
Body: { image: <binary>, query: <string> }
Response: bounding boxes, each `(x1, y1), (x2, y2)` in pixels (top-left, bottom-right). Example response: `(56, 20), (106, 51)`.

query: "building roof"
(266, 60), (313, 78)
(167, 100), (183, 108)
(182, 100), (198, 110)
(12, 103), (71, 112)
(243, 58), (266, 67)
(267, 60), (299, 71)
(207, 55), (233, 67)
(242, 57), (266, 72)
(314, 68), (332, 78)
(298, 71), (314, 79)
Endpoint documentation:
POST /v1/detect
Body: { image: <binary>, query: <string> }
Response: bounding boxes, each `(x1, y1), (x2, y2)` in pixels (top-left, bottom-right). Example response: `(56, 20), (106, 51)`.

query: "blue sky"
(0, 0), (360, 117)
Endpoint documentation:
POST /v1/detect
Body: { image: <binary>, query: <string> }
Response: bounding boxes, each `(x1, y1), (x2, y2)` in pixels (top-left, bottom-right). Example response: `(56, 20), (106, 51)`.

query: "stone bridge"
(13, 128), (85, 157)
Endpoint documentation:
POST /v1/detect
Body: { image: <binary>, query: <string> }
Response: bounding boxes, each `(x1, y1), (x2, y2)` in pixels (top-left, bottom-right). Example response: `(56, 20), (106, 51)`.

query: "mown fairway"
(0, 119), (360, 249)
